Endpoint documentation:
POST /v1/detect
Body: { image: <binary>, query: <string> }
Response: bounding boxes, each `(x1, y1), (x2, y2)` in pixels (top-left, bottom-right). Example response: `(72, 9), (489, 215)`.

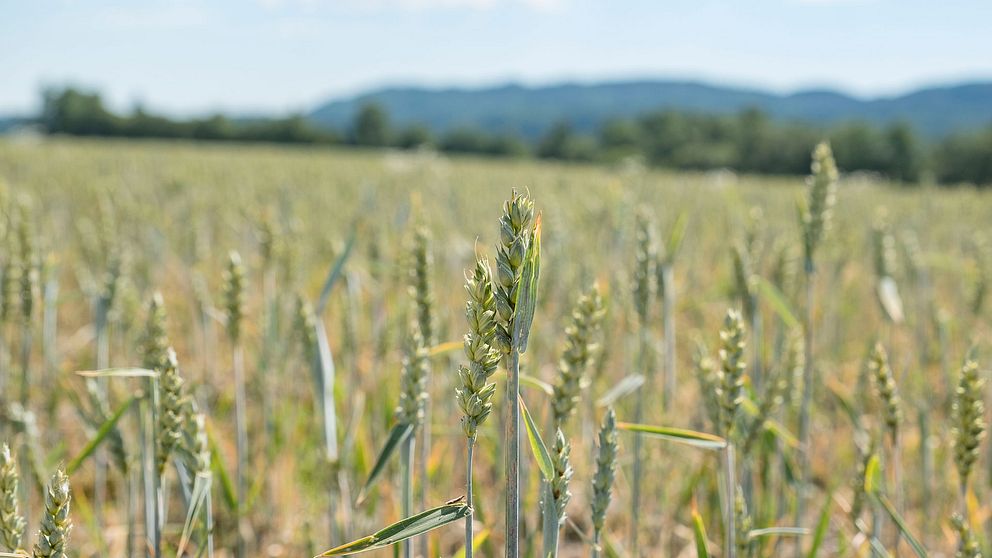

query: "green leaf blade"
(316, 502), (470, 556)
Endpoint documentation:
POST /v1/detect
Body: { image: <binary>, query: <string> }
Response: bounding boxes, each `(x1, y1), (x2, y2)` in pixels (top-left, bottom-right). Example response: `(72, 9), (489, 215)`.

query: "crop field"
(0, 137), (990, 557)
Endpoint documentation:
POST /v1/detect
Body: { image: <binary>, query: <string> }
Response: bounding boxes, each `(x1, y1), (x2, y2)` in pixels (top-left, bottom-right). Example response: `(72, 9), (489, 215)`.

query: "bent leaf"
(596, 374), (645, 408)
(76, 367), (158, 378)
(316, 502), (470, 556)
(617, 422), (727, 450)
(749, 527), (809, 539)
(356, 422), (416, 505)
(519, 395), (554, 481)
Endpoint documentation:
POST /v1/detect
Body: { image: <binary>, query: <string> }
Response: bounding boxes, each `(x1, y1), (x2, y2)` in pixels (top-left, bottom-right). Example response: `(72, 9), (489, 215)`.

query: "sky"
(2, 0), (991, 116)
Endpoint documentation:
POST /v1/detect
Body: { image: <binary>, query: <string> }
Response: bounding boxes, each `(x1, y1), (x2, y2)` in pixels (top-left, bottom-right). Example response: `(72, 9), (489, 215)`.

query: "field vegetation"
(0, 137), (990, 557)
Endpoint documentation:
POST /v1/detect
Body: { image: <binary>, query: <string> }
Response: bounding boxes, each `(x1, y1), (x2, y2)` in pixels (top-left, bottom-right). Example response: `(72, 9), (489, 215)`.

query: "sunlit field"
(0, 137), (991, 557)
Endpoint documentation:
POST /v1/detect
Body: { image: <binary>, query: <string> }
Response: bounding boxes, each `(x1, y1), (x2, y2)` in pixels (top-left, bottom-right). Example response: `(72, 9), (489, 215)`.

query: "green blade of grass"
(691, 509), (710, 558)
(617, 422), (727, 450)
(207, 423), (237, 511)
(315, 502), (470, 556)
(872, 492), (927, 558)
(66, 394), (139, 474)
(316, 230), (356, 315)
(805, 493), (832, 558)
(519, 394), (553, 481)
(355, 422), (416, 505)
(756, 277), (799, 329)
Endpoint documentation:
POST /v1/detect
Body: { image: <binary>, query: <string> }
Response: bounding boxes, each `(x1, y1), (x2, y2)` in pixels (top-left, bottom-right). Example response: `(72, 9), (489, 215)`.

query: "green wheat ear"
(457, 258), (500, 439)
(951, 514), (981, 558)
(223, 250), (246, 343)
(33, 468), (71, 558)
(952, 353), (986, 490)
(551, 284), (605, 429)
(395, 321), (428, 427)
(545, 428), (573, 525)
(868, 343), (902, 443)
(801, 141), (838, 267)
(717, 309), (746, 439)
(157, 347), (189, 475)
(0, 443), (25, 552)
(140, 292), (170, 372)
(493, 190), (535, 356)
(408, 226), (435, 347)
(590, 408), (618, 537)
(632, 209), (657, 324)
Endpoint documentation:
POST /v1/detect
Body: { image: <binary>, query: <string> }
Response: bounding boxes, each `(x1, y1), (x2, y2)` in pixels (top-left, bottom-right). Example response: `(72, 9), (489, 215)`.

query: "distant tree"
(934, 126), (992, 186)
(440, 127), (490, 153)
(885, 123), (922, 182)
(537, 121), (596, 161)
(42, 87), (121, 136)
(192, 114), (236, 141)
(352, 102), (390, 146)
(395, 125), (433, 149)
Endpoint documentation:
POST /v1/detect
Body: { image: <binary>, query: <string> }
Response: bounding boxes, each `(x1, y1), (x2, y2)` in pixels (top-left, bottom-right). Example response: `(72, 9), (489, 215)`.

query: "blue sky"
(2, 0), (991, 115)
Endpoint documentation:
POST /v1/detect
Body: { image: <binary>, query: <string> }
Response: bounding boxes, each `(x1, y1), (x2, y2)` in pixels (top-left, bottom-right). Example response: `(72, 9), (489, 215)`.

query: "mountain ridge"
(309, 79), (992, 139)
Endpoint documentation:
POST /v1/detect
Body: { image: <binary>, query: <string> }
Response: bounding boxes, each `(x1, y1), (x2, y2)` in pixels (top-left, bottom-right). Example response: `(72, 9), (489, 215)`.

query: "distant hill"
(309, 80), (992, 139)
(0, 116), (29, 133)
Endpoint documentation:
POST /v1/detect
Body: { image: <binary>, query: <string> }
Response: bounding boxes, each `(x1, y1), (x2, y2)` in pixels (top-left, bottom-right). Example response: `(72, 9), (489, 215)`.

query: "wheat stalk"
(629, 208), (656, 554)
(408, 226), (434, 558)
(717, 309), (746, 558)
(456, 257), (500, 558)
(795, 142), (837, 546)
(223, 250), (248, 558)
(493, 190), (535, 558)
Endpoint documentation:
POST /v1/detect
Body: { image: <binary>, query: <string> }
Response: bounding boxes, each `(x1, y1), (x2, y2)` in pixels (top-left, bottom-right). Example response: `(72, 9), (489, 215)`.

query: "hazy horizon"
(4, 0), (992, 116)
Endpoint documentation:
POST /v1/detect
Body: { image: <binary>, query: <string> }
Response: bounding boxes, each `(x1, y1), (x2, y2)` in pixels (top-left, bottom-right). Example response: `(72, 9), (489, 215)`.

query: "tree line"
(37, 87), (992, 185)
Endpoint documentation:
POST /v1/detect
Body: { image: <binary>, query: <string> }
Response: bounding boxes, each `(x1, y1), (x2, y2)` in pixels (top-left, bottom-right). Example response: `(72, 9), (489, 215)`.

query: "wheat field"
(0, 137), (990, 557)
